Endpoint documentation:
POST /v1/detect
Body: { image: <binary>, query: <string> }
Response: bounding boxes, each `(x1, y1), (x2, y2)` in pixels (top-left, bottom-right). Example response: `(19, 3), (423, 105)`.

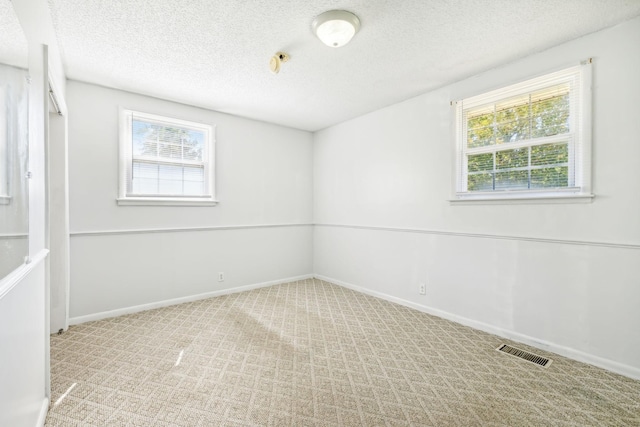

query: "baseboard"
(36, 397), (49, 427)
(314, 274), (640, 381)
(69, 274), (314, 325)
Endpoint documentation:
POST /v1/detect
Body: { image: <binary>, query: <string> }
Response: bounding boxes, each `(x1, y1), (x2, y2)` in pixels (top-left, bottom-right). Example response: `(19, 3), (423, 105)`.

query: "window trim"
(451, 61), (593, 204)
(117, 108), (217, 206)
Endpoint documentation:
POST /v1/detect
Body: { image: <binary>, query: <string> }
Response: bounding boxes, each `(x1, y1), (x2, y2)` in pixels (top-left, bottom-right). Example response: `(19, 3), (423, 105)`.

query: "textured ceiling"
(48, 0), (640, 131)
(0, 0), (28, 69)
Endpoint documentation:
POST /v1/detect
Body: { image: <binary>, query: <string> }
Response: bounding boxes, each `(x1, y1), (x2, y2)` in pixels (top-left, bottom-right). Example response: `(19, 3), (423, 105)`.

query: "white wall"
(0, 261), (47, 427)
(67, 82), (314, 320)
(313, 17), (640, 378)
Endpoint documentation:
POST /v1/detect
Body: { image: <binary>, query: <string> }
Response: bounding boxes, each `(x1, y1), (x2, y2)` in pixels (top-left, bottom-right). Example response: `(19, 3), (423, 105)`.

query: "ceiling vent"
(496, 344), (552, 367)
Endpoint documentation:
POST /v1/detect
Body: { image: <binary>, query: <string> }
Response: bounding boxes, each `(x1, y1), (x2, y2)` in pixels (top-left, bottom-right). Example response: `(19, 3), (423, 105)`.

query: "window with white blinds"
(453, 62), (592, 202)
(118, 110), (216, 206)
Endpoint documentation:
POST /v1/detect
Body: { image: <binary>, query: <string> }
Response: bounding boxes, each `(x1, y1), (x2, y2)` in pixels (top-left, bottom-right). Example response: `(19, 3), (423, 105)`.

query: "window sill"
(0, 196), (11, 205)
(117, 197), (219, 207)
(449, 193), (594, 205)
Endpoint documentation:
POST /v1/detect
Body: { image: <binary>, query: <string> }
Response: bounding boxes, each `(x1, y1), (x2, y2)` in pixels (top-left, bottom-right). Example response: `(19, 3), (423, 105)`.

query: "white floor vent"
(496, 344), (552, 367)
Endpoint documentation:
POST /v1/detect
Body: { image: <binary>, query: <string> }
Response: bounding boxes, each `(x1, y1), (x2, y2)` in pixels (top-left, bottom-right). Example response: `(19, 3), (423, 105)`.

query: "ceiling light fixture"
(312, 10), (360, 48)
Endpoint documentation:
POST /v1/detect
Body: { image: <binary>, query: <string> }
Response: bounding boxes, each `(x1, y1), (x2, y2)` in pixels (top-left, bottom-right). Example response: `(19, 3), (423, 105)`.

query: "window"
(118, 109), (216, 206)
(453, 63), (592, 203)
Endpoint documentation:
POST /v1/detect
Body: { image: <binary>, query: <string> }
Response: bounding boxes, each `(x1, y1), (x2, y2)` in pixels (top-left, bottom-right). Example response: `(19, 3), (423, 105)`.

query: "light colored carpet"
(46, 278), (640, 426)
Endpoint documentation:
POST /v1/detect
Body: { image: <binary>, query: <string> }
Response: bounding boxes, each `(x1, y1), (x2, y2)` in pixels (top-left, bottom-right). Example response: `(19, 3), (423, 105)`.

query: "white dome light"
(312, 10), (360, 48)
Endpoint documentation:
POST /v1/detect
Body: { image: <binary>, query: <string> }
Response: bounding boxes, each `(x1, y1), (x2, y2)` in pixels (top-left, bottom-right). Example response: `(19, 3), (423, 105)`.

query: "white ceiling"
(0, 0), (28, 68)
(47, 0), (640, 131)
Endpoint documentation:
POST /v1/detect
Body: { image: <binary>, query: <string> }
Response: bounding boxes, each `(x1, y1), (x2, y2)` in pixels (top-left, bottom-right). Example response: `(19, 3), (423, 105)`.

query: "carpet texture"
(46, 278), (640, 426)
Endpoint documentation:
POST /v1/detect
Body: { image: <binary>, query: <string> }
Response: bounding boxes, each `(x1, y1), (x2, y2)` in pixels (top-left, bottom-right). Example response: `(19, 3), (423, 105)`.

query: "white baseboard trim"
(69, 274), (314, 325)
(36, 397), (49, 426)
(314, 274), (640, 381)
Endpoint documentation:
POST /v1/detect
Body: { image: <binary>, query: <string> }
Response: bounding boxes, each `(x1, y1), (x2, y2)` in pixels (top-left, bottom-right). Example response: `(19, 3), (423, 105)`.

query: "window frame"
(117, 108), (217, 206)
(451, 62), (593, 204)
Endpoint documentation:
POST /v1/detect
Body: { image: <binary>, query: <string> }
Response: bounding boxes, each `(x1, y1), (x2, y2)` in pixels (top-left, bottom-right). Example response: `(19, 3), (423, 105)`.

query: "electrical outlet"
(218, 272), (224, 282)
(419, 283), (426, 295)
